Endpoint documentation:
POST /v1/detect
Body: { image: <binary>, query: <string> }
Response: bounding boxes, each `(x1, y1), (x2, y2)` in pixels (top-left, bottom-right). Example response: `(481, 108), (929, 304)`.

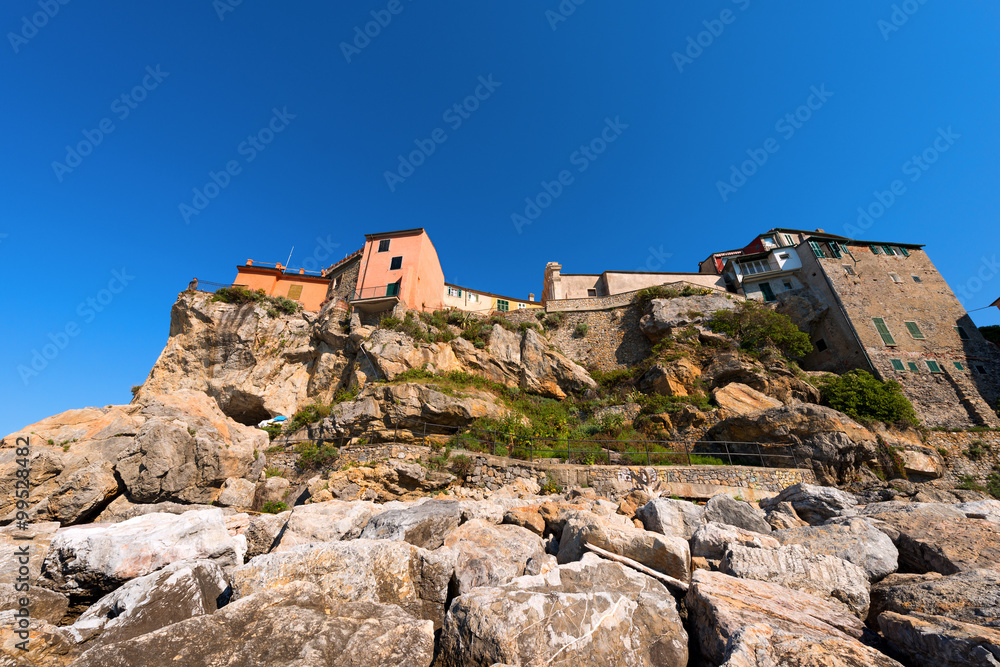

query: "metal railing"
(273, 415), (801, 469)
(186, 279), (236, 294)
(352, 283), (401, 301)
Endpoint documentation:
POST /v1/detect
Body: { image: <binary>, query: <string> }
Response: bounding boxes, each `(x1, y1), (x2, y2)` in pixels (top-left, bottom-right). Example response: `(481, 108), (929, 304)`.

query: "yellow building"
(442, 283), (542, 314)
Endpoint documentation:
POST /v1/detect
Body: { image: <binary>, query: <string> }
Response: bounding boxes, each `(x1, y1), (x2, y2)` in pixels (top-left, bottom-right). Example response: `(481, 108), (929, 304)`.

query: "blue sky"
(2, 1), (998, 435)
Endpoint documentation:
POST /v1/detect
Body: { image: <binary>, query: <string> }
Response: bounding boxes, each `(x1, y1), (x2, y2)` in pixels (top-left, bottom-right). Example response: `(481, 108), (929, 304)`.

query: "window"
(377, 239), (390, 252)
(899, 247), (910, 257)
(333, 275), (342, 289)
(890, 359), (905, 371)
(870, 245), (881, 255)
(890, 273), (902, 283)
(873, 318), (897, 346)
(759, 283), (776, 302)
(761, 235), (777, 248)
(815, 338), (828, 352)
(882, 245), (895, 256)
(447, 287), (462, 297)
(518, 303), (526, 310)
(904, 322), (925, 339)
(912, 275), (922, 283)
(955, 326), (970, 340)
(784, 234), (794, 245)
(954, 362), (965, 371)
(829, 242), (843, 259)
(587, 289), (597, 297)
(926, 360), (942, 373)
(778, 253), (789, 260)
(809, 241), (826, 258)
(496, 300), (509, 312)
(468, 293), (479, 303)
(843, 265), (856, 275)
(976, 365), (988, 374)
(907, 362), (920, 372)
(287, 284), (303, 300)
(389, 256), (403, 270)
(782, 280), (793, 290)
(739, 259), (771, 275)
(386, 282), (399, 297)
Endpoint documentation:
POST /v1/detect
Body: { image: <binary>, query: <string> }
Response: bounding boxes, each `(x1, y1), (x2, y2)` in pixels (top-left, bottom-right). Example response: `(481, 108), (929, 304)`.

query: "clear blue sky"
(2, 1), (998, 435)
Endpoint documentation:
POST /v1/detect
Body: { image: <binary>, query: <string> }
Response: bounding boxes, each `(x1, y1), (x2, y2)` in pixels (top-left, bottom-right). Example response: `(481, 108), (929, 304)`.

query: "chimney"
(298, 268), (305, 275)
(529, 293), (535, 302)
(247, 259), (253, 265)
(815, 229), (825, 233)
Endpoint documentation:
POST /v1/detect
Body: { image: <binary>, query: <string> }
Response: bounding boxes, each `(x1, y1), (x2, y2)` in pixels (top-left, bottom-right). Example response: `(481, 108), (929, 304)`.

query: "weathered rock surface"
(712, 382), (784, 416)
(860, 501), (966, 522)
(519, 328), (597, 399)
(502, 508), (546, 536)
(359, 499), (462, 549)
(230, 539), (454, 627)
(243, 511), (290, 560)
(774, 517), (898, 581)
(637, 359), (702, 398)
(93, 496), (221, 523)
(38, 461), (120, 526)
(956, 499), (1000, 523)
(704, 493), (771, 534)
(640, 294), (739, 342)
(636, 497), (705, 539)
(718, 623), (903, 667)
(765, 501), (810, 530)
(0, 614), (79, 667)
(879, 514), (1000, 574)
(443, 519), (547, 595)
(701, 351), (822, 405)
(39, 509), (240, 600)
(557, 510), (690, 583)
(67, 560), (230, 649)
(690, 521), (780, 560)
(72, 581), (436, 667)
(685, 570), (891, 666)
(879, 611), (1000, 667)
(0, 584), (68, 624)
(214, 477), (256, 509)
(870, 569), (1000, 628)
(273, 500), (379, 551)
(0, 521), (60, 586)
(759, 482), (858, 525)
(436, 553), (688, 667)
(706, 404), (879, 485)
(321, 459), (455, 502)
(721, 543), (871, 617)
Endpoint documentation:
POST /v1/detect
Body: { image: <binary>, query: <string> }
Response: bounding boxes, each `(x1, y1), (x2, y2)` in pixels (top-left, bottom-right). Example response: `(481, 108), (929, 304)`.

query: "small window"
(890, 359), (905, 371)
(287, 284), (303, 300)
(759, 282), (777, 302)
(829, 242), (843, 259)
(900, 247), (910, 257)
(761, 235), (777, 248)
(784, 234), (794, 245)
(468, 293), (479, 302)
(882, 245), (895, 256)
(955, 326), (970, 340)
(389, 256), (403, 270)
(333, 275), (342, 289)
(873, 318), (897, 346)
(954, 362), (965, 371)
(870, 245), (881, 255)
(377, 239), (390, 252)
(447, 287), (462, 297)
(912, 275), (922, 283)
(843, 265), (855, 275)
(907, 362), (920, 372)
(815, 338), (828, 352)
(496, 300), (509, 312)
(926, 360), (942, 373)
(976, 365), (988, 374)
(518, 303), (527, 310)
(890, 273), (902, 283)
(385, 282), (399, 297)
(587, 289), (597, 297)
(782, 280), (793, 290)
(905, 322), (925, 339)
(778, 253), (790, 260)
(809, 241), (826, 258)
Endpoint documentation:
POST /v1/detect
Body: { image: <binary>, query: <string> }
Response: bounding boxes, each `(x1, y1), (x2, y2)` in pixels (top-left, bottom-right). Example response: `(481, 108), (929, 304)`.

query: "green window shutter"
(496, 300), (509, 312)
(954, 362), (965, 371)
(890, 359), (905, 371)
(873, 318), (896, 346)
(905, 322), (925, 339)
(386, 282), (399, 297)
(809, 241), (825, 258)
(829, 242), (842, 258)
(883, 245), (895, 256)
(287, 284), (303, 300)
(955, 326), (970, 340)
(900, 247), (910, 257)
(907, 362), (920, 372)
(926, 360), (942, 373)
(870, 245), (881, 255)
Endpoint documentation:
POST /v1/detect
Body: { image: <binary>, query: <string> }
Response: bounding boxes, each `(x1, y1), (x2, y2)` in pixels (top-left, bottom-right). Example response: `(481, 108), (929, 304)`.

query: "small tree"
(819, 369), (919, 426)
(708, 301), (812, 358)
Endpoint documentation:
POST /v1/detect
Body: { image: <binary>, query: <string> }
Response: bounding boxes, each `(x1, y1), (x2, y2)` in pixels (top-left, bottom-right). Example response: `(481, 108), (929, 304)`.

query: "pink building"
(351, 228), (446, 313)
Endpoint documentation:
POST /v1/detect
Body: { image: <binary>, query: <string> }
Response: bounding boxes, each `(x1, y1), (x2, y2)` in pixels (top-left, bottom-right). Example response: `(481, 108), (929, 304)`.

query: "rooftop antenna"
(285, 247), (294, 270)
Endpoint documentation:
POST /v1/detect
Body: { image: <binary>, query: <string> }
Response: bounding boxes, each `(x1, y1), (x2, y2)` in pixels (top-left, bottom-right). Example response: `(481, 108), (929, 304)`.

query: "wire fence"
(187, 279), (236, 294)
(272, 415), (802, 469)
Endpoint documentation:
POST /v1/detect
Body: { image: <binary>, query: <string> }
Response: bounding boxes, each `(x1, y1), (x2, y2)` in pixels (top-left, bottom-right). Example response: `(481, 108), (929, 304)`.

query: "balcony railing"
(352, 283), (401, 301)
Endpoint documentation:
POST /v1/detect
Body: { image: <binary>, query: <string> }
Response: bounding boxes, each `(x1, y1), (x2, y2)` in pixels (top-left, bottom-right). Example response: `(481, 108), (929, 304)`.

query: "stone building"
(541, 262), (726, 303)
(702, 228), (1000, 428)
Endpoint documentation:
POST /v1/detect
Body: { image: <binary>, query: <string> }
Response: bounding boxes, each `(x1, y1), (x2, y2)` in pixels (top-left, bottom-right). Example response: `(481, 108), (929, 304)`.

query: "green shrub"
(286, 404), (332, 432)
(212, 285), (263, 305)
(543, 313), (565, 329)
(394, 368), (437, 383)
(294, 441), (339, 469)
(635, 284), (712, 305)
(967, 441), (987, 461)
(819, 370), (919, 426)
(708, 300), (812, 358)
(261, 425), (282, 440)
(449, 454), (473, 478)
(261, 501), (288, 514)
(265, 467), (285, 478)
(540, 474), (562, 495)
(332, 384), (360, 404)
(574, 323), (589, 337)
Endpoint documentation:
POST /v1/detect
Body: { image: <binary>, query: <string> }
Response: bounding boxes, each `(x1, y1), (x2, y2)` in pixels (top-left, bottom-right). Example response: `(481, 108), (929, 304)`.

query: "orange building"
(351, 228), (446, 313)
(234, 261), (329, 312)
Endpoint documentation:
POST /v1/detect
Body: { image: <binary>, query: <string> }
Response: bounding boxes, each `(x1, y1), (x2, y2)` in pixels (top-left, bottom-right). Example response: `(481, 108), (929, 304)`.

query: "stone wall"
(545, 281), (731, 313)
(926, 430), (1000, 485)
(543, 305), (651, 370)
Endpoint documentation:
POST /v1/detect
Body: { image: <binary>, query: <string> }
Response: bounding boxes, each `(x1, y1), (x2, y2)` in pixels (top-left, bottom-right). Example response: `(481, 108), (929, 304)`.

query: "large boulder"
(519, 328), (597, 399)
(639, 294), (739, 341)
(0, 522), (60, 586)
(273, 500), (379, 551)
(67, 560), (230, 649)
(774, 517), (898, 581)
(443, 519), (547, 595)
(686, 570), (898, 666)
(701, 351), (822, 405)
(556, 510), (690, 583)
(230, 539), (454, 628)
(0, 615), (79, 667)
(703, 493), (771, 534)
(879, 611), (1000, 667)
(690, 522), (780, 560)
(39, 509), (241, 601)
(870, 569), (1000, 628)
(0, 584), (68, 625)
(705, 404), (879, 485)
(71, 581), (436, 667)
(436, 553), (688, 667)
(712, 382), (783, 416)
(636, 497), (705, 539)
(637, 359), (701, 398)
(35, 461), (120, 526)
(359, 499), (462, 549)
(717, 623), (903, 667)
(878, 515), (1000, 575)
(760, 482), (858, 525)
(721, 543), (871, 618)
(243, 511), (290, 560)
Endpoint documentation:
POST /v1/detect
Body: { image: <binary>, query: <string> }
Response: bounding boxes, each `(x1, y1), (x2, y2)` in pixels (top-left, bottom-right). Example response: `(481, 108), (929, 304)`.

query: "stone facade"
(324, 253), (361, 303)
(926, 431), (1000, 486)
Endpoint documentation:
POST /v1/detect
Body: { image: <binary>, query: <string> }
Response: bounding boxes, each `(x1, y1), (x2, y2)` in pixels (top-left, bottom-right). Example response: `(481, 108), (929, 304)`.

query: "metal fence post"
(724, 442), (733, 466)
(645, 441), (650, 466)
(685, 441), (692, 466)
